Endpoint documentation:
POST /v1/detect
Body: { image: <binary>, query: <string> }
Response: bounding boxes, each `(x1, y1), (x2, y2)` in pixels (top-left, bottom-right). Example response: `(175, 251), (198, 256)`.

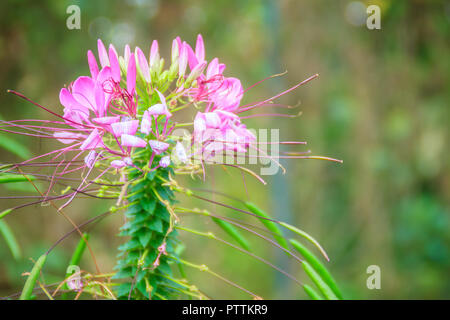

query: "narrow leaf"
(290, 239), (343, 299)
(20, 254), (47, 300)
(302, 261), (338, 300)
(303, 284), (324, 300)
(0, 220), (22, 260)
(245, 202), (289, 250)
(211, 217), (251, 251)
(0, 173), (36, 184)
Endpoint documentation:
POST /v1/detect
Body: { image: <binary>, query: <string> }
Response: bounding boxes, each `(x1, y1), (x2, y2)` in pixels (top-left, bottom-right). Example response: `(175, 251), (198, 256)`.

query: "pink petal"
(53, 131), (84, 144)
(140, 110), (152, 135)
(149, 140), (169, 155)
(121, 134), (147, 148)
(159, 156), (171, 168)
(195, 34), (205, 63)
(84, 150), (98, 168)
(111, 120), (139, 137)
(109, 46), (121, 83)
(87, 50), (99, 79)
(59, 88), (89, 114)
(111, 160), (126, 168)
(179, 42), (188, 76)
(206, 58), (220, 79)
(135, 46), (150, 82)
(124, 44), (131, 67)
(127, 53), (136, 95)
(80, 129), (103, 150)
(186, 43), (198, 70)
(150, 40), (159, 67)
(92, 116), (120, 125)
(72, 76), (96, 111)
(97, 39), (109, 68)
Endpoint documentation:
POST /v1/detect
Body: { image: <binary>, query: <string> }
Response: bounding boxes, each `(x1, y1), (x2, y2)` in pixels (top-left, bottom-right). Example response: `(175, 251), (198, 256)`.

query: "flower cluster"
(53, 35), (256, 174)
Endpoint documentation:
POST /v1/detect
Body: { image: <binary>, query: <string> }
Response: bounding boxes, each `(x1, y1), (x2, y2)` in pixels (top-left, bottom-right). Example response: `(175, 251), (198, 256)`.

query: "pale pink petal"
(159, 156), (170, 168)
(121, 134), (147, 148)
(206, 58), (219, 79)
(111, 160), (126, 168)
(84, 150), (98, 168)
(92, 116), (120, 125)
(150, 40), (159, 67)
(149, 140), (169, 155)
(140, 110), (152, 135)
(53, 131), (84, 144)
(80, 129), (103, 150)
(124, 44), (131, 67)
(111, 120), (139, 137)
(179, 42), (188, 77)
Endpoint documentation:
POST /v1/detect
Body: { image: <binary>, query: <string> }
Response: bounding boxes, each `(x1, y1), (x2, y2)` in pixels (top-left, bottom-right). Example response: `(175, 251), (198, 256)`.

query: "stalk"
(113, 150), (179, 299)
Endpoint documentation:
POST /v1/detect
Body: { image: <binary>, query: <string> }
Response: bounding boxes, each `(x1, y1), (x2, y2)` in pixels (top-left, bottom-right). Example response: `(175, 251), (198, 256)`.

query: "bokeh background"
(0, 0), (448, 299)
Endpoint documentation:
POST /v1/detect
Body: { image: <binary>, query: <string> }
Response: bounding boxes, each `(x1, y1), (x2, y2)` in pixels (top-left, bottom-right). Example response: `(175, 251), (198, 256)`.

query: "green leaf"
(68, 233), (89, 267)
(302, 261), (338, 300)
(20, 254), (47, 300)
(0, 173), (36, 184)
(290, 239), (343, 299)
(0, 220), (22, 260)
(245, 202), (289, 250)
(0, 133), (31, 159)
(211, 217), (251, 251)
(138, 230), (152, 247)
(303, 284), (324, 300)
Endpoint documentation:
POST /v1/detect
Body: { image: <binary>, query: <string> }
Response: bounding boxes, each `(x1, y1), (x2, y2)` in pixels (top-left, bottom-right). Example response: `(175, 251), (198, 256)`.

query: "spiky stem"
(113, 150), (179, 299)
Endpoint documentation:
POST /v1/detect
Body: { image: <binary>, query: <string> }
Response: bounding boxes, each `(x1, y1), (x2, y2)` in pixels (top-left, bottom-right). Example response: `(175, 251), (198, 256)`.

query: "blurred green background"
(0, 0), (448, 299)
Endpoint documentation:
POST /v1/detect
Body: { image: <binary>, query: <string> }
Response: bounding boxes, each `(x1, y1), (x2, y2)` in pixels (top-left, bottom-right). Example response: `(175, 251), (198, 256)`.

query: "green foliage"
(0, 220), (22, 260)
(20, 254), (47, 300)
(245, 202), (289, 251)
(114, 160), (179, 299)
(290, 239), (342, 299)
